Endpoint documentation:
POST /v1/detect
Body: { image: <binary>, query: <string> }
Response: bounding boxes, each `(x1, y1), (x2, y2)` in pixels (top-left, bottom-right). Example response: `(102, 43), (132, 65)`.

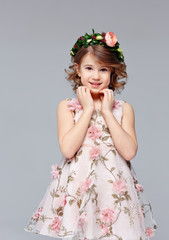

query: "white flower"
(87, 39), (92, 43)
(117, 48), (123, 53)
(96, 35), (103, 40)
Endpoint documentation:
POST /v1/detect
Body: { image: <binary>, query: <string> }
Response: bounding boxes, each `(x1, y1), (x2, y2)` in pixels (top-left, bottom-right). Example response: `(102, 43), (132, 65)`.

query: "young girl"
(24, 29), (157, 240)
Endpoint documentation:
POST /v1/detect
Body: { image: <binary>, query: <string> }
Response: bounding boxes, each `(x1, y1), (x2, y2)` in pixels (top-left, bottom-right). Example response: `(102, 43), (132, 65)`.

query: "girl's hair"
(65, 45), (128, 94)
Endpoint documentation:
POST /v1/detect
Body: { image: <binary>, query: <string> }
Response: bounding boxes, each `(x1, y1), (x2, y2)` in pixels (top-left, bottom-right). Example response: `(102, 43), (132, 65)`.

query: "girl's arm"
(103, 102), (138, 161)
(57, 99), (93, 159)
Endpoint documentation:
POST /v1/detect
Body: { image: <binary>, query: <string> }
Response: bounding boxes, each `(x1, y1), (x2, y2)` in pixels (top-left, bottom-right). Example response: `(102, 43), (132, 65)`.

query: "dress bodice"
(66, 97), (126, 149)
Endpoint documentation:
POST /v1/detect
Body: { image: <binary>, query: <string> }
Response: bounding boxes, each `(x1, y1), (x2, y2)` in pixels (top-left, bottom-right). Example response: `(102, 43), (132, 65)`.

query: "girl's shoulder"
(58, 97), (77, 109)
(120, 99), (135, 114)
(115, 98), (134, 109)
(57, 97), (82, 119)
(118, 99), (136, 126)
(64, 97), (83, 112)
(112, 98), (127, 112)
(114, 98), (135, 119)
(57, 98), (76, 122)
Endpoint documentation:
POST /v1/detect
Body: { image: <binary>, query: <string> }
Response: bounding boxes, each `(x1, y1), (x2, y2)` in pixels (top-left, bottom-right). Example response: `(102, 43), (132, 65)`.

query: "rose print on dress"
(59, 193), (67, 207)
(133, 176), (145, 201)
(101, 208), (115, 224)
(87, 124), (102, 140)
(50, 216), (62, 234)
(77, 212), (87, 229)
(50, 164), (60, 179)
(145, 227), (155, 238)
(89, 145), (100, 160)
(101, 224), (109, 235)
(112, 178), (127, 196)
(31, 206), (43, 222)
(135, 183), (144, 192)
(81, 178), (92, 193)
(113, 99), (121, 109)
(67, 98), (83, 111)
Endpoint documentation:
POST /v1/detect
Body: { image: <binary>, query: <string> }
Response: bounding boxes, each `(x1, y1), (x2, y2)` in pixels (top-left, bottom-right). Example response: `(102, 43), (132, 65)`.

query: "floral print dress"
(24, 97), (157, 240)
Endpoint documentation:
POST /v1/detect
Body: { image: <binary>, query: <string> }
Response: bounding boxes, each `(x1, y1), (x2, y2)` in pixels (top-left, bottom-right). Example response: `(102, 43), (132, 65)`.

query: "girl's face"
(75, 53), (111, 94)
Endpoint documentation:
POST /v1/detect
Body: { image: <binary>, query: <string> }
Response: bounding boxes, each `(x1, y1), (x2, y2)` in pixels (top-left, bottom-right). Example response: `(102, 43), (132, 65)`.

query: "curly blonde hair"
(65, 45), (128, 94)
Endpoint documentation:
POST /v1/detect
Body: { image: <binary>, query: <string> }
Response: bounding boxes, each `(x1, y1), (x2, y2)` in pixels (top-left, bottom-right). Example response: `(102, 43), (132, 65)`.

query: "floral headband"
(70, 29), (124, 62)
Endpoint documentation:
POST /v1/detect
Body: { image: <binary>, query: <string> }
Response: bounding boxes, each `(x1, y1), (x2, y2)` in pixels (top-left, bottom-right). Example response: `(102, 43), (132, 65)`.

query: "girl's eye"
(101, 68), (108, 72)
(86, 67), (92, 70)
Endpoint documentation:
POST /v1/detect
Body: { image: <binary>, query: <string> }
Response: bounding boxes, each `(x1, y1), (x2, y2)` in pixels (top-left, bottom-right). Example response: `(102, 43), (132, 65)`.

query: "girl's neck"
(91, 94), (102, 109)
(91, 92), (101, 101)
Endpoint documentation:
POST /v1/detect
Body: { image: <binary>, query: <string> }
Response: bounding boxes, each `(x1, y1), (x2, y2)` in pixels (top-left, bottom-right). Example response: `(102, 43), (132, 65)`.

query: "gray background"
(0, 0), (168, 239)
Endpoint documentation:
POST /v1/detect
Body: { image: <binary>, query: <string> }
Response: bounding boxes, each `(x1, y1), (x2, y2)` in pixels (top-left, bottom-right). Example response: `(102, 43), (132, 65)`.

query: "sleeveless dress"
(24, 97), (157, 240)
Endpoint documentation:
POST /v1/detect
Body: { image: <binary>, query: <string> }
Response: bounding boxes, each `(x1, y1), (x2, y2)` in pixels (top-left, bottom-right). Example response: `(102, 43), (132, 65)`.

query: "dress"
(24, 97), (157, 240)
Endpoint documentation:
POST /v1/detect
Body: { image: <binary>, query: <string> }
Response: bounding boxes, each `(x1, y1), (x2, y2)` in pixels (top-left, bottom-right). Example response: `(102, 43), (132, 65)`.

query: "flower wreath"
(70, 29), (124, 62)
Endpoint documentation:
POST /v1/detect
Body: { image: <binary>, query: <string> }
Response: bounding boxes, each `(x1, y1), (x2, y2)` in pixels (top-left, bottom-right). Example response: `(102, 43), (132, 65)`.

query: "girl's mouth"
(90, 82), (101, 87)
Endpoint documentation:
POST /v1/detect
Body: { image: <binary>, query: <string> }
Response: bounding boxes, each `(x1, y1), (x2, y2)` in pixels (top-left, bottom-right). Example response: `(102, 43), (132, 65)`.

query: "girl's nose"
(93, 70), (100, 79)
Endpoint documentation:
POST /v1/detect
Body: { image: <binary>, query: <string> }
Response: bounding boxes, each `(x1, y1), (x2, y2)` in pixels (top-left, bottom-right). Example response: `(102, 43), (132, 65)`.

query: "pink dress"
(24, 97), (157, 240)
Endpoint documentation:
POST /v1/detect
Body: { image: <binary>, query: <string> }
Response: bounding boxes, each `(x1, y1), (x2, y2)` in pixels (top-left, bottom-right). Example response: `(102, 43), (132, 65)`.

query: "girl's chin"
(90, 88), (99, 91)
(90, 87), (105, 92)
(90, 88), (100, 93)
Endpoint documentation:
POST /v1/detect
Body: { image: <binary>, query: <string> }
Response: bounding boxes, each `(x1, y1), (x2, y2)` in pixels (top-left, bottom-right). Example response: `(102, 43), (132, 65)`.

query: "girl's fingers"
(86, 88), (90, 96)
(105, 89), (114, 99)
(100, 89), (114, 104)
(79, 86), (85, 96)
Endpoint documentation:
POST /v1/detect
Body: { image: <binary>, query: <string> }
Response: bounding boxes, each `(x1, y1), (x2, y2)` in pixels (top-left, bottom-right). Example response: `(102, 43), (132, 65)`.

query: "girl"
(24, 29), (157, 240)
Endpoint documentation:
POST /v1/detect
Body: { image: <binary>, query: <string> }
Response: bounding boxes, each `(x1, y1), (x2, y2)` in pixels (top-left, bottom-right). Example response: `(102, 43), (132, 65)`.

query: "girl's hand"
(99, 89), (115, 114)
(76, 86), (94, 112)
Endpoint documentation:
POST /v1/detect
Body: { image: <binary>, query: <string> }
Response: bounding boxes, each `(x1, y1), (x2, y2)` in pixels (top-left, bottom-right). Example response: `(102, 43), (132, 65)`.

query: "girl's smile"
(89, 82), (102, 88)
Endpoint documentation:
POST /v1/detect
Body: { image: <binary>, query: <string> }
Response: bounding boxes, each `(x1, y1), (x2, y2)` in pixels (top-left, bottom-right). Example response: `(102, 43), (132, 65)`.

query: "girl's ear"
(74, 63), (81, 77)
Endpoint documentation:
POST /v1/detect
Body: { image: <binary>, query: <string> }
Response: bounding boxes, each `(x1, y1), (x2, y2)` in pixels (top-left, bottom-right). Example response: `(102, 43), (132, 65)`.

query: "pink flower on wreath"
(89, 145), (100, 160)
(88, 124), (102, 141)
(101, 224), (109, 235)
(67, 98), (83, 111)
(105, 32), (118, 47)
(51, 164), (60, 179)
(81, 178), (92, 193)
(51, 216), (62, 234)
(112, 178), (127, 195)
(60, 193), (67, 207)
(145, 227), (155, 238)
(101, 208), (115, 224)
(78, 212), (87, 229)
(135, 183), (144, 192)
